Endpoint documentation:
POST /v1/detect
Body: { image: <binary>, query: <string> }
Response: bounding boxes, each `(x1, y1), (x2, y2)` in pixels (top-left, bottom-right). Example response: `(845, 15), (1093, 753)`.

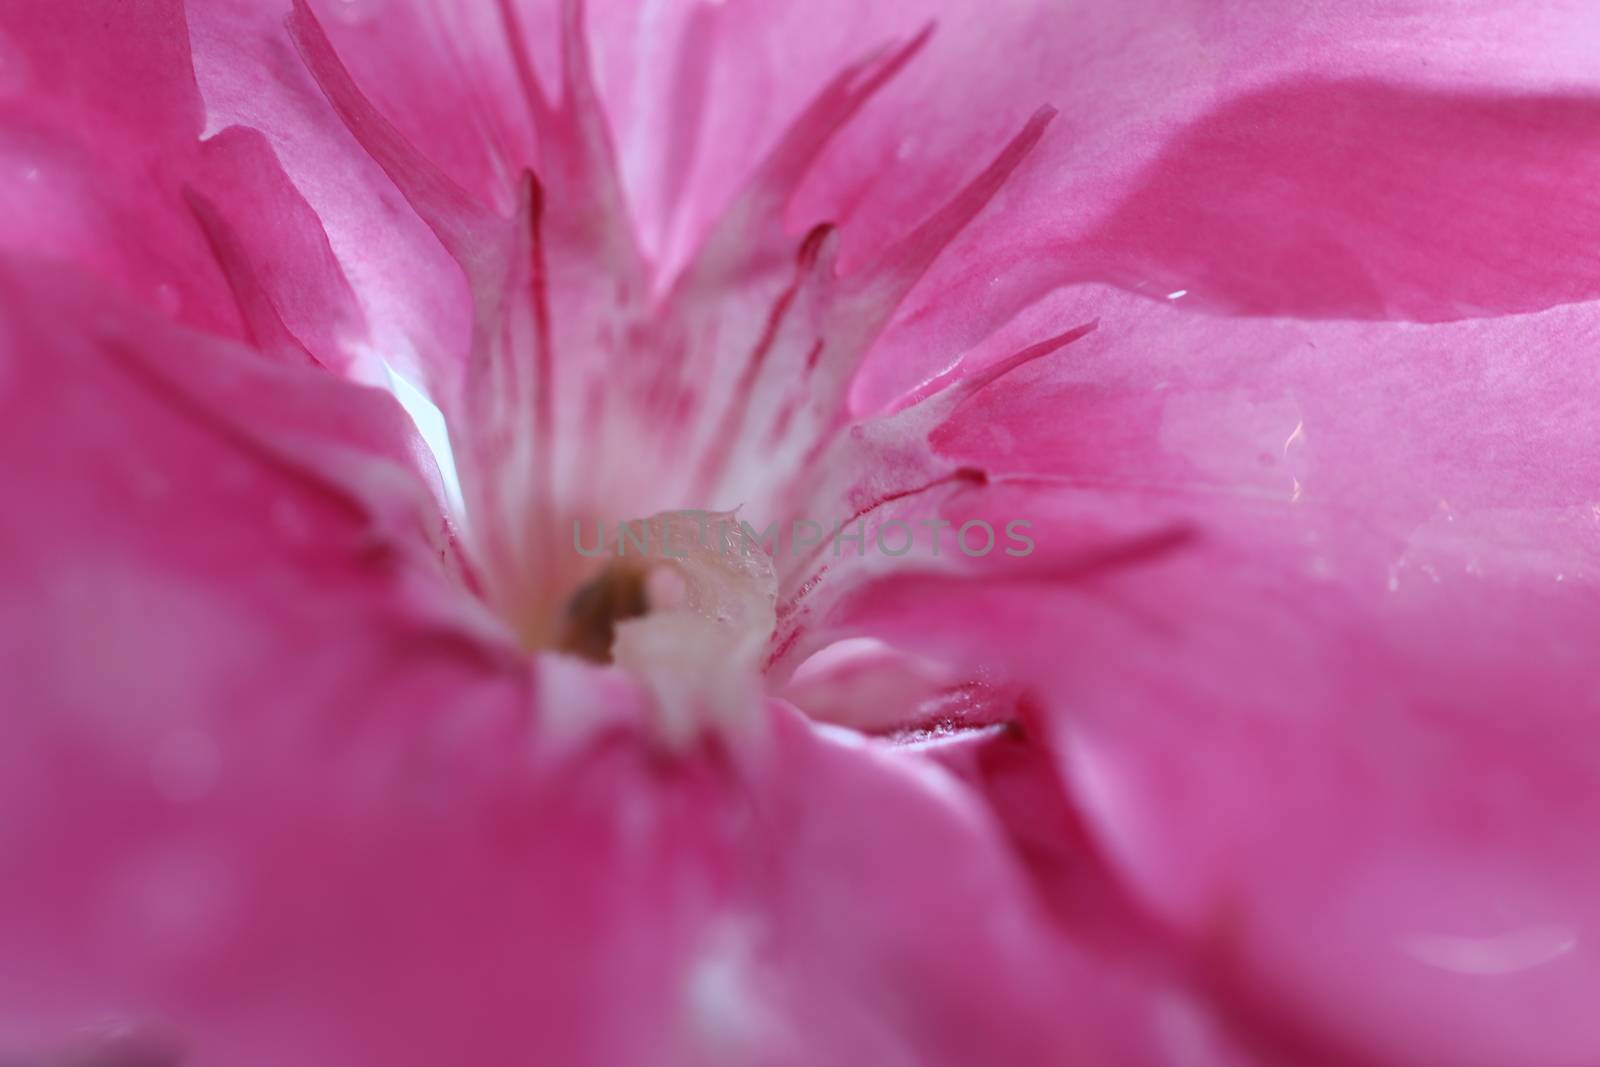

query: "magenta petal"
(922, 724), (1325, 1067)
(0, 0), (403, 381)
(285, 0), (502, 269)
(2, 669), (1144, 1063)
(1079, 81), (1600, 321)
(837, 287), (1600, 1065)
(190, 126), (371, 371)
(0, 252), (496, 698)
(869, 74), (1600, 397)
(0, 256), (1128, 1066)
(0, 0), (240, 336)
(682, 0), (1600, 404)
(187, 0), (475, 389)
(15, 2), (1600, 1061)
(0, 264), (1141, 1057)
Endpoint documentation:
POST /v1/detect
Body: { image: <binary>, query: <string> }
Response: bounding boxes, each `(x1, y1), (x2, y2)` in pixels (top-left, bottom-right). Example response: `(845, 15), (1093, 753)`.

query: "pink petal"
(186, 1), (1600, 407)
(0, 255), (1125, 1066)
(1078, 82), (1600, 322)
(190, 126), (372, 372)
(834, 286), (1600, 1065)
(186, 0), (476, 389)
(191, 0), (647, 398)
(292, 0), (537, 213)
(0, 0), (237, 336)
(0, 0), (386, 382)
(2, 670), (1141, 1063)
(283, 0), (503, 269)
(780, 638), (960, 732)
(921, 724), (1322, 1067)
(679, 0), (1600, 405)
(0, 252), (483, 643)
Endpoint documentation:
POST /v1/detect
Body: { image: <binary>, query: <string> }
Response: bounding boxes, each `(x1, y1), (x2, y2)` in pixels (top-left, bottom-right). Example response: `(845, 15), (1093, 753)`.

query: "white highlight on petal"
(681, 918), (780, 1055)
(1401, 924), (1579, 976)
(1165, 289), (1188, 300)
(1282, 418), (1305, 457)
(898, 722), (1008, 752)
(790, 636), (894, 678)
(381, 359), (466, 519)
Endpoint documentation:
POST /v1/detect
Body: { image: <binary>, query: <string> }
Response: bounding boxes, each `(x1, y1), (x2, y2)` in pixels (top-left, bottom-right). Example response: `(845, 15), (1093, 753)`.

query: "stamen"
(557, 561), (650, 663)
(602, 510), (779, 746)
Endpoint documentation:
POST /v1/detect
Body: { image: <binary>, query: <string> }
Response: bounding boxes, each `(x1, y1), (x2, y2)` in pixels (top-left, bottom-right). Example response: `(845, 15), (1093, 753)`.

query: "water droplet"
(1165, 289), (1189, 300)
(1402, 924), (1578, 976)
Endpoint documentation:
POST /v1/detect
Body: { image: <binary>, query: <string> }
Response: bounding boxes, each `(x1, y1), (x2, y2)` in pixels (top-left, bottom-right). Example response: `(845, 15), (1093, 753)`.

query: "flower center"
(272, 0), (1071, 740)
(548, 510), (779, 744)
(556, 560), (651, 664)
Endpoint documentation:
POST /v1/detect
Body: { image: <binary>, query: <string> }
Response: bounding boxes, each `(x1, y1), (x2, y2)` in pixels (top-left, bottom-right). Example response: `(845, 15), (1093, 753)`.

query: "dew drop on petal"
(1401, 924), (1579, 976)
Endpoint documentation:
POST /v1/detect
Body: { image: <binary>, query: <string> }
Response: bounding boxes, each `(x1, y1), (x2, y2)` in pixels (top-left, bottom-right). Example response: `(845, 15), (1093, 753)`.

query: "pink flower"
(3, 0), (1600, 1064)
